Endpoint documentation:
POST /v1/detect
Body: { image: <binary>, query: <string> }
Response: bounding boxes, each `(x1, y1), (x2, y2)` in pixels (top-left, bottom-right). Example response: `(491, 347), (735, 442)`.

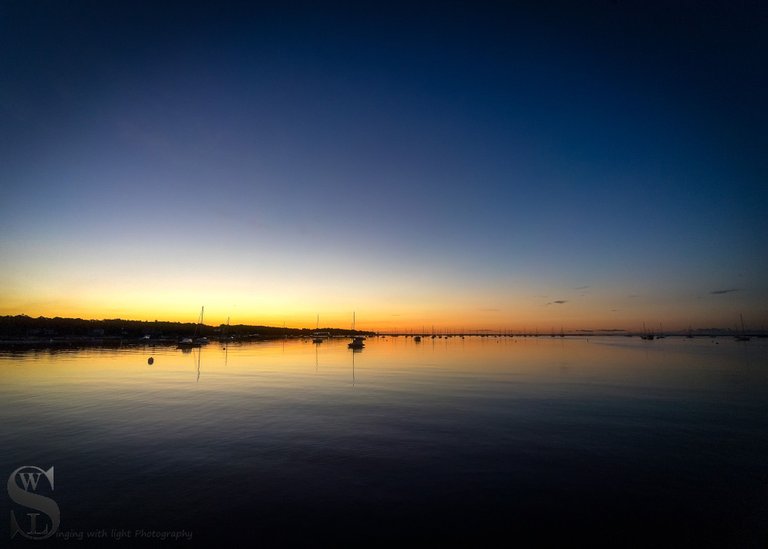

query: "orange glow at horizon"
(0, 250), (762, 333)
(0, 293), (759, 334)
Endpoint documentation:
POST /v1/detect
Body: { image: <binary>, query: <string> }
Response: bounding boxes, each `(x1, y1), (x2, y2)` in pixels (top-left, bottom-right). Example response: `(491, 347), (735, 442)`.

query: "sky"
(1, 1), (766, 332)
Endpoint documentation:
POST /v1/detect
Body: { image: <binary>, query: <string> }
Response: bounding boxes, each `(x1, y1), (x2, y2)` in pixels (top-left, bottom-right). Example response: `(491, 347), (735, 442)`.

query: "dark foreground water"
(1, 336), (767, 547)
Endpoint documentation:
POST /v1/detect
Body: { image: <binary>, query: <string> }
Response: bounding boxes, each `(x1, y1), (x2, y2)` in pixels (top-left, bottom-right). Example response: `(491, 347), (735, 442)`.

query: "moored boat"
(179, 307), (209, 348)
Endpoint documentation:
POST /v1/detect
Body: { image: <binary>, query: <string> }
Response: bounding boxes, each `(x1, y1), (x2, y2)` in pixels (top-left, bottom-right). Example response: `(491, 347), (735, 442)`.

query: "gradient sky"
(1, 1), (766, 331)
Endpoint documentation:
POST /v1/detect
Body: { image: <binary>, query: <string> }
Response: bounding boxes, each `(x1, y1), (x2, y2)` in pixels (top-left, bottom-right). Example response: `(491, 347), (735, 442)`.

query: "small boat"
(179, 306), (209, 348)
(312, 314), (328, 343)
(178, 337), (200, 348)
(640, 322), (654, 340)
(735, 314), (750, 341)
(348, 312), (365, 349)
(414, 336), (422, 343)
(194, 307), (210, 345)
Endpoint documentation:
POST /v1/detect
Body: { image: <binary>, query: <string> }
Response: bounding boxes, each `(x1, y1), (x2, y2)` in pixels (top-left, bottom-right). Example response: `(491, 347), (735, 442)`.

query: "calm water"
(1, 336), (767, 546)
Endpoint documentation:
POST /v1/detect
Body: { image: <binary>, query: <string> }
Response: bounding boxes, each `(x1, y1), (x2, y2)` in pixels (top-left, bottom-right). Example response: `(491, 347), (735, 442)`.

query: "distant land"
(0, 315), (373, 348)
(0, 315), (764, 349)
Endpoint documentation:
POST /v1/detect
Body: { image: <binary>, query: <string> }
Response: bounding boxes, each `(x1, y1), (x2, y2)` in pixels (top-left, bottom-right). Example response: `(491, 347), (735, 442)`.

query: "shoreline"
(1, 332), (764, 352)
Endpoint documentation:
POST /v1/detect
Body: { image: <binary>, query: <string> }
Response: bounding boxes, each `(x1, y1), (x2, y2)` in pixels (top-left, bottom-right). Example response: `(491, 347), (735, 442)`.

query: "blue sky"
(1, 1), (766, 330)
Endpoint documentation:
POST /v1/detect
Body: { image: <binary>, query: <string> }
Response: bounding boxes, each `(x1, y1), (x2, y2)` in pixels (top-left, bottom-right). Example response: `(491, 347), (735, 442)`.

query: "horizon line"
(1, 313), (765, 337)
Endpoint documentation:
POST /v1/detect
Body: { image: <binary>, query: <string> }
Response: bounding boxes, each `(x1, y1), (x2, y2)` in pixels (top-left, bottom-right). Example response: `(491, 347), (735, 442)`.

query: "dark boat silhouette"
(179, 306), (208, 348)
(734, 314), (750, 341)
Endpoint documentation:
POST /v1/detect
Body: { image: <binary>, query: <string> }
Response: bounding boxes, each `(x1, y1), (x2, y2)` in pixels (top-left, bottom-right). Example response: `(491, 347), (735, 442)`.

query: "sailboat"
(348, 312), (365, 349)
(194, 307), (209, 344)
(640, 322), (654, 340)
(179, 307), (209, 348)
(219, 316), (233, 343)
(312, 314), (328, 343)
(735, 314), (750, 341)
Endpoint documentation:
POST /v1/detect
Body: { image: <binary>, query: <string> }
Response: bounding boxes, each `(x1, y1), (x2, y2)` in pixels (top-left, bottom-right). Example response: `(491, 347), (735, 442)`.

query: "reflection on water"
(1, 337), (767, 545)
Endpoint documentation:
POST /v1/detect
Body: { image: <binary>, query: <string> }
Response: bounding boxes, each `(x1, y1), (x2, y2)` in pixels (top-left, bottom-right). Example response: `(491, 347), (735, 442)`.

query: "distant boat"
(178, 337), (199, 348)
(179, 306), (209, 348)
(414, 336), (422, 343)
(312, 314), (328, 343)
(348, 336), (365, 349)
(219, 316), (233, 343)
(735, 314), (750, 342)
(194, 307), (209, 344)
(348, 312), (365, 349)
(640, 322), (654, 340)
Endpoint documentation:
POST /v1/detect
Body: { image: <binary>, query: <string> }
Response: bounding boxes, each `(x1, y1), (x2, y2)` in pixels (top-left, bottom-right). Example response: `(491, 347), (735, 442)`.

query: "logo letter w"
(18, 472), (42, 491)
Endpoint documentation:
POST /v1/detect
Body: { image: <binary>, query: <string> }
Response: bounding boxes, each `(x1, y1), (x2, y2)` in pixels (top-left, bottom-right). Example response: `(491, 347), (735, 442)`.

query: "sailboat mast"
(193, 306), (204, 338)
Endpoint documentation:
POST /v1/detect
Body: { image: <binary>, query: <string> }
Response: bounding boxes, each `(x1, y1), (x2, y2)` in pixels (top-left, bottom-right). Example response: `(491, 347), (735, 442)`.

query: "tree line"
(0, 315), (373, 339)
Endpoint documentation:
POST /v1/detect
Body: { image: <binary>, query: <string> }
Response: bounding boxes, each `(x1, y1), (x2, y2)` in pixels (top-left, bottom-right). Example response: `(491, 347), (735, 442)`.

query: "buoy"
(148, 357), (154, 365)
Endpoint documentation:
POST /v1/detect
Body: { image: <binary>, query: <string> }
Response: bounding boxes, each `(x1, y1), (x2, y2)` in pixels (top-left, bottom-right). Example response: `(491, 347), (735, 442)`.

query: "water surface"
(1, 337), (767, 546)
